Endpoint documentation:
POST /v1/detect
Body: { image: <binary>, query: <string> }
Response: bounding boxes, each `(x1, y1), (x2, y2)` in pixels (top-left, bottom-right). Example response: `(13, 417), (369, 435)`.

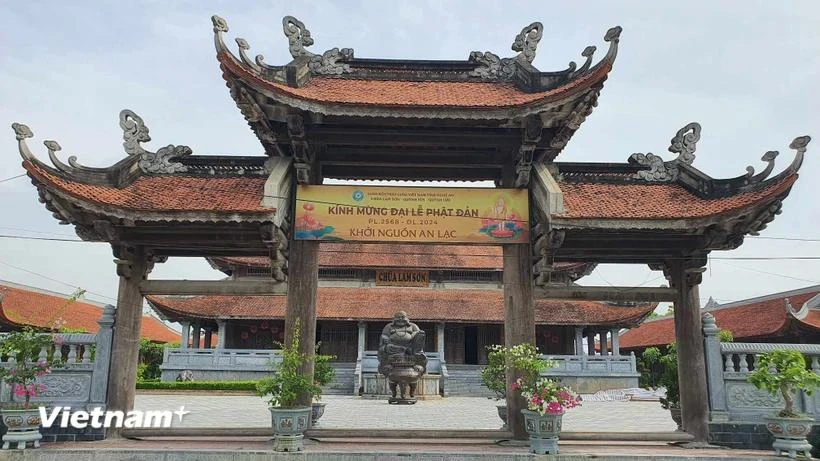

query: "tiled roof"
(146, 288), (654, 326)
(219, 54), (611, 110)
(556, 175), (796, 220)
(0, 281), (179, 343)
(619, 289), (820, 350)
(212, 244), (594, 272)
(24, 161), (272, 216)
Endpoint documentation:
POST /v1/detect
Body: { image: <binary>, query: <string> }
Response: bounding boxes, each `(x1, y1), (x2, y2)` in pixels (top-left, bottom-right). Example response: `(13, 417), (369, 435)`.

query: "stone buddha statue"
(377, 311), (427, 404)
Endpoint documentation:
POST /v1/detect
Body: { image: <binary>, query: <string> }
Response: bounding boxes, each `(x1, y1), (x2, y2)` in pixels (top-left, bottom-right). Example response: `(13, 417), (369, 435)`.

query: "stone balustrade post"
(702, 312), (728, 422)
(90, 305), (115, 406)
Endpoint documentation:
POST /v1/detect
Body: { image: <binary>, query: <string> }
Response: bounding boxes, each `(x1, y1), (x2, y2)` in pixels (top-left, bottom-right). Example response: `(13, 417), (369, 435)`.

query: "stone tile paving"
(134, 393), (677, 432)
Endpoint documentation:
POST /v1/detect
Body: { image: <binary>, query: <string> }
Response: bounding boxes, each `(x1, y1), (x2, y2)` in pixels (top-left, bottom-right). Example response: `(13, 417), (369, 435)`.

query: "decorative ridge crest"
(10, 111), (192, 181)
(627, 123), (811, 195)
(469, 24), (621, 84)
(628, 122), (701, 182)
(211, 14), (354, 80)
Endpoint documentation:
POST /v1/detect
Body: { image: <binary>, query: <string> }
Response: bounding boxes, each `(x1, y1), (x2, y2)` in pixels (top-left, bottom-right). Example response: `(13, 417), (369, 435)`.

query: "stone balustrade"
(0, 306), (114, 410)
(160, 348), (283, 381)
(540, 353), (639, 393)
(703, 313), (820, 423)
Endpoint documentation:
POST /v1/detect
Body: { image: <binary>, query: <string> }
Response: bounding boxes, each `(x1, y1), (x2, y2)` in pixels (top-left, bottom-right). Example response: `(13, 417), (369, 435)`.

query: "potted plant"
(479, 343), (551, 430)
(255, 322), (320, 452)
(747, 349), (820, 459)
(514, 375), (582, 455)
(310, 348), (336, 427)
(0, 328), (60, 450)
(656, 343), (682, 431)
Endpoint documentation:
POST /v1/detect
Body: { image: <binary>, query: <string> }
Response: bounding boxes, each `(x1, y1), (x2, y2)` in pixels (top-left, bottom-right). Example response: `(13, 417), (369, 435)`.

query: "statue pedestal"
(388, 397), (417, 405)
(361, 374), (442, 399)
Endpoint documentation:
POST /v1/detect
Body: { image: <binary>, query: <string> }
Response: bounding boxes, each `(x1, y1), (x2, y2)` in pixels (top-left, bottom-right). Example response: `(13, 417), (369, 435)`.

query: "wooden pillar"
(203, 327), (212, 349)
(670, 259), (709, 442)
(108, 246), (150, 431)
(600, 330), (609, 355)
(587, 332), (595, 355)
(285, 239), (319, 407)
(192, 324), (201, 349)
(180, 321), (190, 349)
(503, 243), (535, 440)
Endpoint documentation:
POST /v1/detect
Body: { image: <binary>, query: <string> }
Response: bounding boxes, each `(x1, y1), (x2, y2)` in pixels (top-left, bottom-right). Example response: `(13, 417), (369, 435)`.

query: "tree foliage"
(255, 320), (320, 408)
(480, 343), (553, 400)
(748, 349), (820, 418)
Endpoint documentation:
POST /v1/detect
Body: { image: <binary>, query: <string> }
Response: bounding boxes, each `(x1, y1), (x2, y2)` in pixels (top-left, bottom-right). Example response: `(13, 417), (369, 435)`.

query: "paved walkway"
(134, 393), (678, 432)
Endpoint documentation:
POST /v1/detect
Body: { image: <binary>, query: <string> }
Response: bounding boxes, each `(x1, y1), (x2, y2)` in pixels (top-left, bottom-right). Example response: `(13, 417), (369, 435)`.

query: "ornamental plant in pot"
(310, 347), (336, 427)
(0, 328), (61, 450)
(255, 322), (320, 452)
(747, 349), (820, 459)
(656, 343), (682, 431)
(514, 375), (581, 455)
(479, 344), (552, 430)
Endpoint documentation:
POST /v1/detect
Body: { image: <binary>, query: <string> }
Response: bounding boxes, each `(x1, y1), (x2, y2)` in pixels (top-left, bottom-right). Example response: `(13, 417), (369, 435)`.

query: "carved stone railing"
(160, 348), (283, 381)
(0, 306), (114, 408)
(703, 313), (820, 422)
(541, 353), (638, 376)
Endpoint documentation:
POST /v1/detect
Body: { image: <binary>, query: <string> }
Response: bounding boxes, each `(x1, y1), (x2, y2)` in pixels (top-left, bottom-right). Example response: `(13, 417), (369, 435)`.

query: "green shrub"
(748, 349), (820, 418)
(136, 380), (259, 391)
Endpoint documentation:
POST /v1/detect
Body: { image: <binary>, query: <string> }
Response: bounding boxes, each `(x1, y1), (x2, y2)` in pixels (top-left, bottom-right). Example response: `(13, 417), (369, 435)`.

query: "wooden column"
(192, 324), (201, 349)
(107, 246), (150, 432)
(203, 327), (212, 349)
(503, 243), (535, 440)
(285, 239), (319, 407)
(670, 259), (709, 442)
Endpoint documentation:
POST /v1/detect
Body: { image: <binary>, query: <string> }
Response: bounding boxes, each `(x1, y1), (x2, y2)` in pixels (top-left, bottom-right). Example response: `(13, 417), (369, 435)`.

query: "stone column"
(669, 258), (709, 442)
(192, 324), (202, 349)
(587, 332), (595, 355)
(437, 322), (446, 359)
(357, 321), (366, 359)
(503, 243), (535, 440)
(108, 246), (155, 433)
(203, 327), (212, 349)
(702, 312), (728, 422)
(574, 327), (584, 355)
(610, 328), (620, 356)
(216, 320), (226, 350)
(180, 321), (190, 349)
(90, 305), (115, 405)
(600, 331), (609, 355)
(286, 239), (319, 407)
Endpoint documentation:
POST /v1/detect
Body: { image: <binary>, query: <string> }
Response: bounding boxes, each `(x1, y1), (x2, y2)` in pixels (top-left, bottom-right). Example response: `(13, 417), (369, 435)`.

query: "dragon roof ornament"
(628, 123), (811, 186)
(211, 15), (354, 79)
(12, 110), (191, 178)
(469, 24), (621, 82)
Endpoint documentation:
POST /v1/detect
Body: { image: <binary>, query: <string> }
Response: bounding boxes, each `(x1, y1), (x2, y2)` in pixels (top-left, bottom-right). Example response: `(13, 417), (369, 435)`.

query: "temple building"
(10, 15), (811, 441)
(0, 280), (178, 342)
(145, 243), (654, 388)
(621, 285), (820, 353)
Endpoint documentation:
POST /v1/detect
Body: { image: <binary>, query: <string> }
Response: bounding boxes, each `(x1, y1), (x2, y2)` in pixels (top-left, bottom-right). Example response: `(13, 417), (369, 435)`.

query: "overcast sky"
(1, 1), (818, 321)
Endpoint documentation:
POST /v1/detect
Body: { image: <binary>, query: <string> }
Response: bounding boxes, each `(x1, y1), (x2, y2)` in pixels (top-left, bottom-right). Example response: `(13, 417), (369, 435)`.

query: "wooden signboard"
(375, 270), (430, 287)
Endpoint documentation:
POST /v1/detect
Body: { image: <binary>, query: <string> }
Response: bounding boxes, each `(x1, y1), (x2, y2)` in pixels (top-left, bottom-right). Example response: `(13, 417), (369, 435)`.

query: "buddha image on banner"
(293, 185), (529, 244)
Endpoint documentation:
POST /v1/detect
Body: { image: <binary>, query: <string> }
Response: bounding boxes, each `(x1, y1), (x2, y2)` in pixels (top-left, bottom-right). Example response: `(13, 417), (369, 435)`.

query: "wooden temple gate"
(11, 14), (810, 442)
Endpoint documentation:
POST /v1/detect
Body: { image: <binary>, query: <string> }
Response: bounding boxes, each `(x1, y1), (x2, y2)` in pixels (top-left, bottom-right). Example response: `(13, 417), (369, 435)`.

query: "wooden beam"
(533, 286), (678, 302)
(139, 279), (287, 296)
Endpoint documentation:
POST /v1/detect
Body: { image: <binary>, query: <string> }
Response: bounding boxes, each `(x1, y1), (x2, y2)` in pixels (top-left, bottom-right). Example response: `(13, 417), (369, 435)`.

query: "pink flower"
(13, 384), (27, 397)
(546, 402), (565, 415)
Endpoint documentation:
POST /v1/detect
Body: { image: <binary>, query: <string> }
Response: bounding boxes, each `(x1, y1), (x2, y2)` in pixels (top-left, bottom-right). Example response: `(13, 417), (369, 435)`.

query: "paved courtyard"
(134, 393), (677, 432)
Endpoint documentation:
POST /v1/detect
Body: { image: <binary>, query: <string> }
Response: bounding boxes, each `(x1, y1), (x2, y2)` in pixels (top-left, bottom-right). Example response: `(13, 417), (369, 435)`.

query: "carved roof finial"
(668, 122), (701, 165)
(12, 122), (36, 162)
(511, 22), (543, 63)
(119, 109), (151, 157)
(282, 16), (314, 58)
